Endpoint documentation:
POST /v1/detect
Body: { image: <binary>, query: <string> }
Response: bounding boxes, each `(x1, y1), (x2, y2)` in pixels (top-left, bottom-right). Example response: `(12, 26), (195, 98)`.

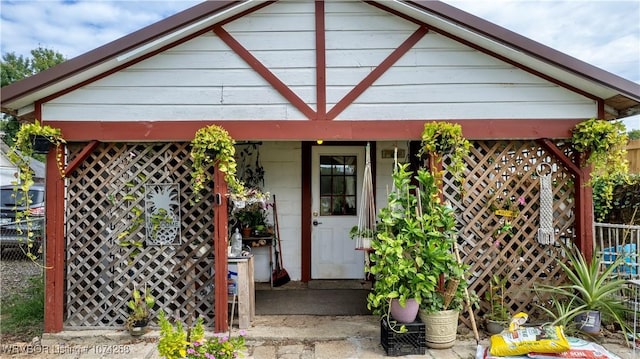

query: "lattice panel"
(443, 140), (575, 324)
(64, 142), (217, 328)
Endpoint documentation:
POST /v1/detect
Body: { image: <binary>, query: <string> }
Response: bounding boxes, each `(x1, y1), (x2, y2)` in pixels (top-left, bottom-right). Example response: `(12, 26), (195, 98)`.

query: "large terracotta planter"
(419, 309), (459, 349)
(389, 298), (419, 323)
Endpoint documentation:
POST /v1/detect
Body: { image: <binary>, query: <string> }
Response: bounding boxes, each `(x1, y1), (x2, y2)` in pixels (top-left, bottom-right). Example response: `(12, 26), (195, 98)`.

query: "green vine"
(7, 120), (65, 261)
(190, 125), (244, 203)
(571, 118), (628, 177)
(571, 119), (629, 220)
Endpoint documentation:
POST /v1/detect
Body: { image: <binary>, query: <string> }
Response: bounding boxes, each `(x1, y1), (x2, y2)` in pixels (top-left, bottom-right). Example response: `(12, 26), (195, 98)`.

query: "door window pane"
(319, 155), (357, 216)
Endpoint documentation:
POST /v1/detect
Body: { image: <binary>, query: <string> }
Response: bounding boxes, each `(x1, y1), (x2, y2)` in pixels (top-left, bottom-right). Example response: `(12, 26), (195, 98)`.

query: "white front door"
(311, 146), (365, 279)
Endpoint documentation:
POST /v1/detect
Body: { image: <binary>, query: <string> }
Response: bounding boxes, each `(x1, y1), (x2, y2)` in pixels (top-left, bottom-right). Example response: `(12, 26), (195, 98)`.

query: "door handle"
(312, 220), (322, 226)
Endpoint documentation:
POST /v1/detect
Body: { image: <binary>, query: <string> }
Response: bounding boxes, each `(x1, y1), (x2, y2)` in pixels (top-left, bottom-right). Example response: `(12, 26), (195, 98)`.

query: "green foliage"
(572, 119), (630, 222)
(483, 275), (510, 321)
(1, 47), (66, 87)
(234, 205), (267, 229)
(125, 286), (155, 329)
(533, 243), (631, 339)
(367, 163), (470, 317)
(593, 173), (640, 223)
(157, 311), (189, 359)
(157, 311), (246, 359)
(0, 276), (44, 340)
(628, 129), (640, 140)
(419, 121), (470, 185)
(190, 125), (244, 203)
(7, 120), (65, 261)
(572, 119), (629, 171)
(1, 47), (66, 146)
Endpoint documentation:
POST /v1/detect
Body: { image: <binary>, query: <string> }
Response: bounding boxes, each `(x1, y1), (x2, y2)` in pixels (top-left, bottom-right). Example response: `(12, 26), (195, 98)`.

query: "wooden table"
(228, 255), (255, 329)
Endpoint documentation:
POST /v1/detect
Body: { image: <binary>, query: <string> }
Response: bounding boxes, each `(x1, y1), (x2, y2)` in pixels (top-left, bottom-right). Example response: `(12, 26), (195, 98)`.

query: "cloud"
(447, 0), (640, 83)
(0, 0), (200, 59)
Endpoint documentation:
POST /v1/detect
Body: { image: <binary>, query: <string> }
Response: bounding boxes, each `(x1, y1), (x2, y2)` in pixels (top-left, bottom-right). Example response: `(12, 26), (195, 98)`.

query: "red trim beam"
(46, 119), (582, 142)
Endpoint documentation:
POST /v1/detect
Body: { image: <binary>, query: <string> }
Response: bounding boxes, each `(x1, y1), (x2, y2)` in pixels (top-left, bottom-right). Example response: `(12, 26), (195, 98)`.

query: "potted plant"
(419, 121), (470, 185)
(190, 125), (244, 203)
(534, 243), (631, 337)
(349, 226), (375, 249)
(368, 121), (473, 346)
(483, 274), (510, 334)
(234, 206), (267, 237)
(230, 187), (270, 237)
(417, 121), (473, 349)
(125, 285), (155, 336)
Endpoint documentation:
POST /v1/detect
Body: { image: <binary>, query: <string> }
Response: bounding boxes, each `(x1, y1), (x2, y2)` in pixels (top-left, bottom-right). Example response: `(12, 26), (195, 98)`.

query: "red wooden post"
(213, 166), (229, 333)
(574, 154), (594, 261)
(44, 145), (65, 332)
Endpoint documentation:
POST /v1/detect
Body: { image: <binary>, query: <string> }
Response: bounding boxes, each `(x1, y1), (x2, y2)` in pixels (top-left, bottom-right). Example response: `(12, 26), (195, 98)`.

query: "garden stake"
(453, 242), (481, 356)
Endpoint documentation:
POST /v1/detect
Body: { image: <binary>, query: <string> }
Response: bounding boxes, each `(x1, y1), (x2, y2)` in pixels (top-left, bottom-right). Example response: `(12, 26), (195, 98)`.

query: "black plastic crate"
(380, 317), (426, 356)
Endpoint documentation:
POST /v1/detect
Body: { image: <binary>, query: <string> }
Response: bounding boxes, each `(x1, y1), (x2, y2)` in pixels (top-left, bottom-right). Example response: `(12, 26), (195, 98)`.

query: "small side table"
(228, 255), (255, 329)
(243, 236), (274, 287)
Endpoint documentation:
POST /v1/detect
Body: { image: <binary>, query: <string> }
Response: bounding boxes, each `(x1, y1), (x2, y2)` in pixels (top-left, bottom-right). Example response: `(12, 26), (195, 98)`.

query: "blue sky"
(1, 0), (638, 130)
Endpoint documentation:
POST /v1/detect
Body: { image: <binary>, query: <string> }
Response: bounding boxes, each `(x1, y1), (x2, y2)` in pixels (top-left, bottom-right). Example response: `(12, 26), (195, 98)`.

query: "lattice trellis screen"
(65, 142), (216, 328)
(443, 140), (575, 325)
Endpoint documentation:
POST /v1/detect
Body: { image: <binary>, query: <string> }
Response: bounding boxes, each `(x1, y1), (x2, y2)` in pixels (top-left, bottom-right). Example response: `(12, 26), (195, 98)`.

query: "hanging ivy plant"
(190, 125), (244, 203)
(419, 121), (470, 183)
(7, 120), (65, 262)
(571, 118), (628, 177)
(571, 118), (629, 220)
(8, 120), (66, 187)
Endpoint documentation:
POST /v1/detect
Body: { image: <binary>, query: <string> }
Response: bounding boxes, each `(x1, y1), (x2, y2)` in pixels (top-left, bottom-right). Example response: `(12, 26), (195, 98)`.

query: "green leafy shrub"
(157, 311), (246, 359)
(593, 173), (640, 224)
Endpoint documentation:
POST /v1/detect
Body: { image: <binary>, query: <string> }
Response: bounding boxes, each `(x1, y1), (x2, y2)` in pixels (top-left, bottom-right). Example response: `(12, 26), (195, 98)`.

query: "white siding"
(256, 142), (302, 281)
(375, 141), (410, 214)
(43, 0), (596, 122)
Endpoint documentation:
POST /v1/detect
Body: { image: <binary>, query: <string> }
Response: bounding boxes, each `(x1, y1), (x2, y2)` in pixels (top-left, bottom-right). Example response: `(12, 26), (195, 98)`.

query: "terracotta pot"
(389, 298), (419, 323)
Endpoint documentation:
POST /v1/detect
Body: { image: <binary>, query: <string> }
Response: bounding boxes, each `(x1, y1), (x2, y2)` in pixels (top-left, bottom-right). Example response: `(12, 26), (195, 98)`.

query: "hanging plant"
(190, 125), (244, 203)
(419, 121), (470, 183)
(8, 120), (66, 187)
(571, 118), (628, 177)
(7, 120), (65, 262)
(571, 119), (629, 220)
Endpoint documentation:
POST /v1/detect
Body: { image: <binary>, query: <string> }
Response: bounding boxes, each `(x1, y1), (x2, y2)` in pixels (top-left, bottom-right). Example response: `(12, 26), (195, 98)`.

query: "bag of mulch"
(490, 325), (570, 356)
(527, 336), (623, 359)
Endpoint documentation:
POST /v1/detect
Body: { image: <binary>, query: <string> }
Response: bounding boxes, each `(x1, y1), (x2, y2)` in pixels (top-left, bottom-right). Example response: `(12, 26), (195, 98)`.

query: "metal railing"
(594, 222), (640, 280)
(594, 222), (640, 336)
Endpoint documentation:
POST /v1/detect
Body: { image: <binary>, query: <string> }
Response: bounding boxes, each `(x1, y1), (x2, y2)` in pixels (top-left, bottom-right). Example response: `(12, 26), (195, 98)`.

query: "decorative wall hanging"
(537, 163), (555, 245)
(145, 183), (181, 245)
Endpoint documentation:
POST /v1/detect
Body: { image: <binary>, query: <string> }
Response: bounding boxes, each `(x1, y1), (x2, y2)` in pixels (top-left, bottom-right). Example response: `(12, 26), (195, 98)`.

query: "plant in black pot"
(367, 163), (428, 329)
(534, 243), (631, 339)
(126, 286), (155, 336)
